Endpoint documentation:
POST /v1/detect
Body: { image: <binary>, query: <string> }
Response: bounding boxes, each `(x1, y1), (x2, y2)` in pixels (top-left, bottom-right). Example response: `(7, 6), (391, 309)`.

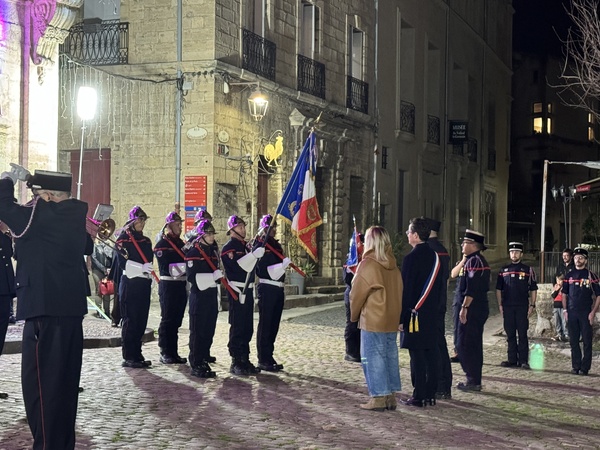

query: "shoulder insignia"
(188, 260), (194, 268)
(156, 250), (163, 258)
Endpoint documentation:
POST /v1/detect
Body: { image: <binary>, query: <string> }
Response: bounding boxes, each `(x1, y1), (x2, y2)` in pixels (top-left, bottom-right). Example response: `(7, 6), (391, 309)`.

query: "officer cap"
(27, 170), (72, 192)
(194, 209), (212, 225)
(227, 215), (246, 234)
(425, 218), (441, 233)
(196, 219), (216, 237)
(508, 242), (524, 252)
(165, 211), (182, 224)
(462, 229), (487, 250)
(573, 247), (588, 258)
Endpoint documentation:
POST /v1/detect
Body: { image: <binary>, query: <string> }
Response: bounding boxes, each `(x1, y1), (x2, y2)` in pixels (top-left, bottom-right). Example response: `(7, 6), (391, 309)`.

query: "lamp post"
(551, 184), (577, 249)
(76, 86), (97, 200)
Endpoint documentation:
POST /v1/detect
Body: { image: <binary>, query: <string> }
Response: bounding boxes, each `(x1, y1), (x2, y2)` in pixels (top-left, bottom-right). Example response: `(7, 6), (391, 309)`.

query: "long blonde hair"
(363, 226), (391, 263)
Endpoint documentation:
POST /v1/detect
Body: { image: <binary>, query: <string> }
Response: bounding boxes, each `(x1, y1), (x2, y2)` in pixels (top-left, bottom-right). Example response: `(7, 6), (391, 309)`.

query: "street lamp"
(551, 184), (577, 249)
(247, 87), (269, 121)
(76, 86), (97, 200)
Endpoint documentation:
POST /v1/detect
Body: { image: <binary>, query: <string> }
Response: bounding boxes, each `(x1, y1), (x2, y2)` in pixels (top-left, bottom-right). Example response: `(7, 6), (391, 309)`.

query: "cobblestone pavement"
(1, 303), (600, 449)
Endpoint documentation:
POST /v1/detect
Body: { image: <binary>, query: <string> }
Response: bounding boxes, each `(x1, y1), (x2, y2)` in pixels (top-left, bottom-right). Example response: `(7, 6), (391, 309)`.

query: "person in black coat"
(0, 166), (88, 450)
(115, 206), (155, 368)
(0, 221), (16, 400)
(400, 217), (444, 407)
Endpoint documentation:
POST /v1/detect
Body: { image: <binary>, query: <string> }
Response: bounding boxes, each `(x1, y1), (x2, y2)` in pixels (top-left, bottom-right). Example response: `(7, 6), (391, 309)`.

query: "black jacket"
(0, 179), (88, 320)
(0, 232), (15, 297)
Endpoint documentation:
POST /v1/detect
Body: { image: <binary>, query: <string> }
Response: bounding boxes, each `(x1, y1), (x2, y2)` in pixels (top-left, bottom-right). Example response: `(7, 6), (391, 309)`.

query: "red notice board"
(184, 175), (208, 232)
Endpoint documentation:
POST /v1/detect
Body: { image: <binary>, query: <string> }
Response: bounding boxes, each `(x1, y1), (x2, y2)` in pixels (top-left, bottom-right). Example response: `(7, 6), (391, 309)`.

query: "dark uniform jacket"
(0, 178), (88, 320)
(401, 242), (444, 349)
(221, 237), (253, 283)
(496, 262), (538, 307)
(254, 236), (285, 282)
(185, 240), (220, 315)
(427, 237), (450, 314)
(115, 227), (154, 272)
(0, 232), (15, 297)
(555, 261), (575, 279)
(458, 250), (490, 311)
(562, 268), (600, 313)
(154, 234), (186, 276)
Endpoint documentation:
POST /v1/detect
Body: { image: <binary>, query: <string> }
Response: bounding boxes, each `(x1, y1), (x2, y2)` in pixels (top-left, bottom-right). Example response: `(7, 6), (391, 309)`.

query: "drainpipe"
(175, 0), (183, 204)
(19, 1), (31, 203)
(372, 0), (379, 223)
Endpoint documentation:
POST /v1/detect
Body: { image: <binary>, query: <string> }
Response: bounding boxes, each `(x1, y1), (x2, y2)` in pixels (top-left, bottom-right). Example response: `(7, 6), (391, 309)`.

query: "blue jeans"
(553, 307), (568, 338)
(360, 330), (401, 397)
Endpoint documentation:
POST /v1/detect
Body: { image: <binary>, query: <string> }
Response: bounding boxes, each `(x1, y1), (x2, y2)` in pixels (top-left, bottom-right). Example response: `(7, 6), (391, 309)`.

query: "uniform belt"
(229, 281), (254, 289)
(124, 272), (151, 280)
(258, 278), (285, 288)
(159, 275), (186, 281)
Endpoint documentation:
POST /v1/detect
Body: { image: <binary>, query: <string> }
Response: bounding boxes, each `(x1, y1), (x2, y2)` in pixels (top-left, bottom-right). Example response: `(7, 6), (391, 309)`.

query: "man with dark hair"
(555, 248), (574, 278)
(400, 217), (444, 407)
(562, 247), (600, 375)
(456, 229), (490, 392)
(0, 165), (88, 449)
(424, 218), (452, 400)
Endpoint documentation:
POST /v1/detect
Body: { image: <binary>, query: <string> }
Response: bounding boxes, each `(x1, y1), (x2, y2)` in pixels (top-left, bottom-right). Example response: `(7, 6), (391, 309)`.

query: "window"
(249, 0), (265, 36)
(589, 113), (596, 141)
(300, 1), (319, 57)
(482, 190), (497, 245)
(532, 102), (552, 134)
(348, 27), (364, 80)
(381, 146), (388, 169)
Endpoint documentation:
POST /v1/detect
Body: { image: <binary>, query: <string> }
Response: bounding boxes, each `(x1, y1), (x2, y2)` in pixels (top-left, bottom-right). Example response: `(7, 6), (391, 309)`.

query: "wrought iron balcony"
(467, 138), (478, 162)
(242, 28), (276, 81)
(297, 55), (326, 99)
(427, 115), (440, 145)
(60, 20), (128, 66)
(452, 143), (464, 156)
(346, 76), (369, 114)
(400, 101), (415, 134)
(488, 147), (496, 171)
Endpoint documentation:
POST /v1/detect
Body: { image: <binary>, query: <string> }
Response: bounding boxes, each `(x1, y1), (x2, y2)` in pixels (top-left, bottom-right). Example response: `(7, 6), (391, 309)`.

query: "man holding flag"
(343, 225), (363, 362)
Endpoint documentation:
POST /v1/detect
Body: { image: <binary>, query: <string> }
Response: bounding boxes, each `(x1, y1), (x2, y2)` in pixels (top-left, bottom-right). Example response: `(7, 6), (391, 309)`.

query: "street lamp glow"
(76, 86), (97, 199)
(247, 88), (269, 121)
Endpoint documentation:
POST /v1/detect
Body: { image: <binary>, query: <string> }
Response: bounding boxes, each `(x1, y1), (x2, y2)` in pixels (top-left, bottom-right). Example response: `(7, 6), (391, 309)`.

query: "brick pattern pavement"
(1, 305), (600, 449)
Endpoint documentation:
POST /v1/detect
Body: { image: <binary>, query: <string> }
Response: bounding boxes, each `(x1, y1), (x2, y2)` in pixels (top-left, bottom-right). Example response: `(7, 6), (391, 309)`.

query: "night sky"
(513, 0), (574, 56)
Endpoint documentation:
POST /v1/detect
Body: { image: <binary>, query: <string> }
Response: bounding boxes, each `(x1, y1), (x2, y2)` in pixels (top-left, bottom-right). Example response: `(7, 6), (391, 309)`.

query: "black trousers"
(227, 288), (254, 359)
(257, 283), (284, 363)
(457, 306), (489, 385)
(22, 316), (83, 450)
(452, 302), (461, 352)
(503, 305), (529, 364)
(120, 276), (152, 361)
(188, 287), (219, 367)
(409, 346), (439, 401)
(436, 310), (452, 392)
(0, 294), (10, 356)
(567, 310), (594, 372)
(344, 286), (360, 357)
(158, 281), (188, 357)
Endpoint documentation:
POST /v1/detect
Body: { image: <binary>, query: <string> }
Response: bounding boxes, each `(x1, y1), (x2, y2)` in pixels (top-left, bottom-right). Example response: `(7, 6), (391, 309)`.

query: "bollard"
(529, 343), (545, 370)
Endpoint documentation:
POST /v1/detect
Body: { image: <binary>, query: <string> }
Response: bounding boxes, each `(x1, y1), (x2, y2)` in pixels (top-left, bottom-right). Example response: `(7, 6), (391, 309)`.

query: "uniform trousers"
(257, 283), (284, 363)
(452, 302), (461, 351)
(158, 281), (188, 357)
(227, 289), (254, 359)
(436, 309), (452, 392)
(567, 310), (594, 372)
(22, 316), (83, 450)
(409, 346), (439, 401)
(0, 294), (10, 355)
(344, 286), (361, 358)
(188, 287), (219, 367)
(120, 276), (152, 361)
(503, 305), (529, 364)
(457, 306), (489, 385)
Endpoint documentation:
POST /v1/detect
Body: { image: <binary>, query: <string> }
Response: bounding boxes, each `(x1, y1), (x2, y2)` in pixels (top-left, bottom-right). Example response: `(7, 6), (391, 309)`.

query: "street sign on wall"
(184, 175), (207, 232)
(449, 121), (468, 143)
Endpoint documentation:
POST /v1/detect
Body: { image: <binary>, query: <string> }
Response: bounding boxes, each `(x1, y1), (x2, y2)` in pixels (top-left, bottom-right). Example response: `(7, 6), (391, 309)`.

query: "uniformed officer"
(115, 206), (155, 368)
(456, 229), (490, 392)
(183, 209), (213, 247)
(221, 215), (263, 375)
(185, 220), (221, 378)
(154, 211), (188, 364)
(0, 220), (15, 400)
(562, 247), (600, 375)
(1, 166), (88, 450)
(496, 242), (538, 369)
(343, 232), (364, 363)
(424, 218), (452, 399)
(254, 214), (290, 372)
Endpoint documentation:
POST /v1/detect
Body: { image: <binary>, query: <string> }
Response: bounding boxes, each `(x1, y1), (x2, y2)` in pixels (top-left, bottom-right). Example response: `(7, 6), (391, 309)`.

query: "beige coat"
(350, 248), (403, 332)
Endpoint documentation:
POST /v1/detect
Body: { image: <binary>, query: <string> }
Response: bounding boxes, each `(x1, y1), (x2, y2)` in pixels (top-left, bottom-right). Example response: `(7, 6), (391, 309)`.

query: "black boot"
(191, 361), (216, 378)
(230, 357), (248, 376)
(241, 356), (261, 374)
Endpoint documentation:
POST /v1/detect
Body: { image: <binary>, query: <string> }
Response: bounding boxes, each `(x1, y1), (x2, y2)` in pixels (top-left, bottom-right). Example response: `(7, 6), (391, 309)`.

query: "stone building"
(57, 0), (513, 279)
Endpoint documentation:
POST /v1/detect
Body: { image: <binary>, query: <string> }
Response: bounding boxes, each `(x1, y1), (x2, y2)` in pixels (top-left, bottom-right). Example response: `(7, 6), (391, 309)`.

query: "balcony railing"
(427, 115), (440, 145)
(60, 20), (128, 66)
(346, 76), (369, 114)
(400, 101), (415, 134)
(242, 28), (276, 81)
(297, 55), (326, 99)
(468, 138), (478, 162)
(452, 143), (464, 156)
(488, 147), (496, 171)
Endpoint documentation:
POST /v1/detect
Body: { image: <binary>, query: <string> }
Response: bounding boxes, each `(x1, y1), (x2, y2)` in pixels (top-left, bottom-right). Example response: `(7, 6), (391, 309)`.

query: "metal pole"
(562, 200), (568, 249)
(77, 121), (85, 200)
(174, 0), (183, 204)
(540, 160), (549, 282)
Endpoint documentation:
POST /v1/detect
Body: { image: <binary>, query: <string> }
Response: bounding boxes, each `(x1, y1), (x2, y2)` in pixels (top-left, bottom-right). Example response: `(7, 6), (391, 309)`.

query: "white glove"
(252, 247), (265, 258)
(142, 262), (153, 274)
(213, 269), (224, 281)
(1, 171), (16, 184)
(9, 163), (31, 182)
(282, 257), (291, 269)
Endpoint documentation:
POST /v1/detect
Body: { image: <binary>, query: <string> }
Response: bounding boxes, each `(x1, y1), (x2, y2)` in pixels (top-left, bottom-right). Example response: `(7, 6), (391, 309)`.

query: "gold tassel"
(414, 312), (419, 333)
(409, 314), (414, 333)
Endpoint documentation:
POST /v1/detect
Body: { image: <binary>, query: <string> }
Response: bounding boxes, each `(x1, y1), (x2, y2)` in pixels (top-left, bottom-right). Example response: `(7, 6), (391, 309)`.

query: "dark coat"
(401, 242), (443, 349)
(254, 235), (286, 282)
(0, 232), (15, 297)
(0, 179), (88, 320)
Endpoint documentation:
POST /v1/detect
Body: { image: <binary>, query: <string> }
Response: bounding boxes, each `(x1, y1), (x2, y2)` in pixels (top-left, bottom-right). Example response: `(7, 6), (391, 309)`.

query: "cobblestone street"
(1, 303), (600, 449)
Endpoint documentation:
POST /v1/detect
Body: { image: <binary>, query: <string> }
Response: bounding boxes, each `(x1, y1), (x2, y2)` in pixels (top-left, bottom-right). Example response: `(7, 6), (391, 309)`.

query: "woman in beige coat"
(350, 226), (403, 411)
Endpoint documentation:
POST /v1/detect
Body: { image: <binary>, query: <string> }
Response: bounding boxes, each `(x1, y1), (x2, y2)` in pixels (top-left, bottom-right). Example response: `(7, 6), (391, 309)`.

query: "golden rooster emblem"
(264, 136), (284, 167)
